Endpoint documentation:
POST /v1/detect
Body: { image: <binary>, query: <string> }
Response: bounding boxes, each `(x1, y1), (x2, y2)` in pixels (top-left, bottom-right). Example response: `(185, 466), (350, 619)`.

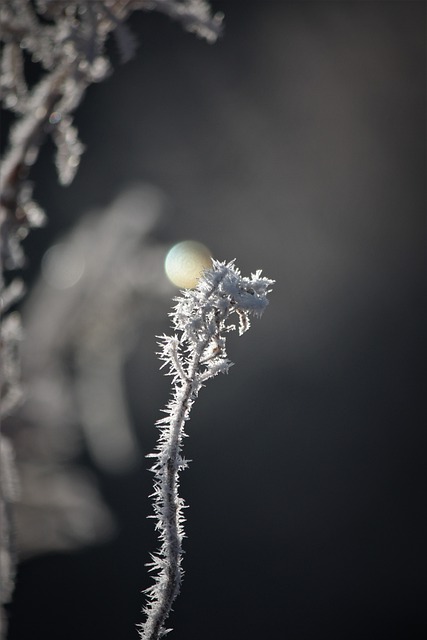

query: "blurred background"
(3, 1), (426, 639)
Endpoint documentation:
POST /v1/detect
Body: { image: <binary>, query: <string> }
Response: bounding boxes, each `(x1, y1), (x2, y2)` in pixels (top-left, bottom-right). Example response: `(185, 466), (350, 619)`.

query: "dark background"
(4, 1), (426, 639)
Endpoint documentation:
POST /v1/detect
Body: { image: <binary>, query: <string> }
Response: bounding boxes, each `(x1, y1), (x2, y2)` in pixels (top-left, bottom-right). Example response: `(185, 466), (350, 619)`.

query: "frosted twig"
(140, 260), (274, 640)
(0, 0), (223, 262)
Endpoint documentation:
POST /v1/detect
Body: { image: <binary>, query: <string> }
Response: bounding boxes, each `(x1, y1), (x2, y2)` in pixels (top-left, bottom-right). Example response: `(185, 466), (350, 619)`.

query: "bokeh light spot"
(165, 241), (212, 288)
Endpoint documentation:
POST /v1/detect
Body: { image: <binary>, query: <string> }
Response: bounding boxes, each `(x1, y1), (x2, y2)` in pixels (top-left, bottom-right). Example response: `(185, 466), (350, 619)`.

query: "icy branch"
(0, 0), (223, 268)
(140, 260), (274, 640)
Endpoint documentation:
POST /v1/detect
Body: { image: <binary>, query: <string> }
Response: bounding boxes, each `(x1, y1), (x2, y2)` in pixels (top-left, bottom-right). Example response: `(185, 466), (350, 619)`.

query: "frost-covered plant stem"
(140, 260), (274, 640)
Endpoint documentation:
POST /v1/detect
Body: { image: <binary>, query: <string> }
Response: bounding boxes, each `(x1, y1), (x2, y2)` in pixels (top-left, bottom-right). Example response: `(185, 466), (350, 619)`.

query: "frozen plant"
(140, 260), (274, 640)
(0, 0), (223, 285)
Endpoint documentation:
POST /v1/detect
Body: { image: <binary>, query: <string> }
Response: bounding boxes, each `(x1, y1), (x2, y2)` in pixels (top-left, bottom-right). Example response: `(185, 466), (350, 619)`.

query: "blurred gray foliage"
(21, 185), (170, 474)
(1, 183), (172, 633)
